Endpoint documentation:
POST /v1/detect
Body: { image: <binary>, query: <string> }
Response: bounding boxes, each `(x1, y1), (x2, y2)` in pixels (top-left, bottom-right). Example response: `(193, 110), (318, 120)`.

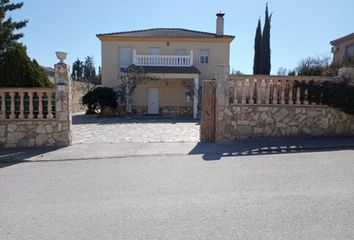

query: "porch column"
(193, 76), (199, 119)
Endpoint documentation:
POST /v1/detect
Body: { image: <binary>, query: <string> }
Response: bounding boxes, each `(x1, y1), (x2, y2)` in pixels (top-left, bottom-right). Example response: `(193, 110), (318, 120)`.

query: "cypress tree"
(261, 3), (272, 75)
(253, 19), (262, 74)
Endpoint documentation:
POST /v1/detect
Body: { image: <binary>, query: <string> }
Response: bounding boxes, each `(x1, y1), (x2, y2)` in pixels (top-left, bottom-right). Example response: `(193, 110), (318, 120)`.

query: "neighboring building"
(96, 13), (234, 118)
(41, 66), (55, 83)
(330, 32), (354, 64)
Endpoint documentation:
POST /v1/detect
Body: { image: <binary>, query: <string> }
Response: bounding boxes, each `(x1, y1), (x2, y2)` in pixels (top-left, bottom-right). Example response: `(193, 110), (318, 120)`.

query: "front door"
(147, 88), (160, 114)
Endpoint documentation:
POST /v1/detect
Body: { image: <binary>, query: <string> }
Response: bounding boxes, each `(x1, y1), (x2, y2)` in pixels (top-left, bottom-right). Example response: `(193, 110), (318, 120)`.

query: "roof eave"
(330, 32), (354, 46)
(96, 35), (235, 43)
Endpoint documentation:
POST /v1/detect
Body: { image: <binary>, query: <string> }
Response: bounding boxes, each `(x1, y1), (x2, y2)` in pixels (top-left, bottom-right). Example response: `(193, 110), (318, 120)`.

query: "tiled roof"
(41, 66), (54, 77)
(97, 28), (234, 39)
(330, 32), (354, 45)
(122, 65), (200, 74)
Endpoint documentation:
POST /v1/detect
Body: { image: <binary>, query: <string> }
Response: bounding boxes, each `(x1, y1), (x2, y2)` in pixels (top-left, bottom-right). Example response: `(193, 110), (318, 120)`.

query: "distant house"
(41, 66), (55, 83)
(330, 32), (354, 64)
(96, 13), (234, 118)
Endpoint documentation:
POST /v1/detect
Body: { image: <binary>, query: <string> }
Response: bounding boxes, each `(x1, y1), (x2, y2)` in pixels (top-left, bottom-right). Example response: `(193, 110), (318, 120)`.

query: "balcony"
(132, 49), (193, 67)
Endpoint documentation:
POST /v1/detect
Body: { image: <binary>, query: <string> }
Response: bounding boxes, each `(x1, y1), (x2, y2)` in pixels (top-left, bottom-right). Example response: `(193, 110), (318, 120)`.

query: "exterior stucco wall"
(100, 40), (230, 88)
(133, 79), (193, 107)
(332, 37), (354, 64)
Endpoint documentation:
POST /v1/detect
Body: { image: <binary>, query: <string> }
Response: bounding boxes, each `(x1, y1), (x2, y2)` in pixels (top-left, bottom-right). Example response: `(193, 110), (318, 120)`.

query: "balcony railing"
(133, 49), (193, 67)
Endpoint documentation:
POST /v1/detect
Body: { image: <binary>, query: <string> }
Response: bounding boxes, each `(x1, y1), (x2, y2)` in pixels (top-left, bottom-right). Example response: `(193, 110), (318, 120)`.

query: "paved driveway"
(72, 114), (200, 144)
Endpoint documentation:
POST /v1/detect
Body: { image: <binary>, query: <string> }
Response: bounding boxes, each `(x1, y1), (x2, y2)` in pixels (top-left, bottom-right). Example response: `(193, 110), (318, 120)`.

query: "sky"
(9, 0), (354, 74)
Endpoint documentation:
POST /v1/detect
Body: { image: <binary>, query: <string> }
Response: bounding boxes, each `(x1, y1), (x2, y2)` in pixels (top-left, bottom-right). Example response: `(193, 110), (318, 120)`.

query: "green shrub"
(299, 79), (354, 115)
(0, 45), (53, 87)
(82, 87), (117, 115)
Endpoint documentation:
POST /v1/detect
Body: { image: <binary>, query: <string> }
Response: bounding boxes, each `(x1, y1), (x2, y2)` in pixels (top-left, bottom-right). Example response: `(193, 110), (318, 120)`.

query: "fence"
(200, 66), (354, 142)
(0, 60), (72, 148)
(230, 75), (329, 106)
(0, 88), (55, 120)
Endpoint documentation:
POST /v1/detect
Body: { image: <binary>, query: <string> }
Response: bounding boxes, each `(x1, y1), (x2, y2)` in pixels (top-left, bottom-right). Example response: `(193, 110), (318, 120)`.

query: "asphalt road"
(1, 150), (354, 240)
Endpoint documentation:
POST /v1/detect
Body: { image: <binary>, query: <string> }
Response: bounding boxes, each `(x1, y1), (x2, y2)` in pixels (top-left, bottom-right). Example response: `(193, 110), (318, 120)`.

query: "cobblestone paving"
(72, 114), (200, 144)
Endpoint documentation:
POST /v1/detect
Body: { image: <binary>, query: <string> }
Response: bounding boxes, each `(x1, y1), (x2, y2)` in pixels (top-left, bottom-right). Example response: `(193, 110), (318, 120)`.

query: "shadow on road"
(0, 147), (62, 168)
(189, 136), (354, 161)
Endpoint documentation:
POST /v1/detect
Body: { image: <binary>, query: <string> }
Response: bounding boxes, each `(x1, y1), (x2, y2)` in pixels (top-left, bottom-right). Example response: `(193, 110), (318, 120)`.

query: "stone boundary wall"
(132, 105), (193, 116)
(211, 65), (354, 142)
(71, 80), (95, 113)
(0, 120), (70, 148)
(0, 57), (72, 148)
(216, 104), (354, 141)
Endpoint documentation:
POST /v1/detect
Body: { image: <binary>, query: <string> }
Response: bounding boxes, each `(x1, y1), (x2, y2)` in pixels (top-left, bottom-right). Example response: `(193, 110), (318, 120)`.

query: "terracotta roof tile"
(330, 32), (354, 45)
(97, 28), (234, 39)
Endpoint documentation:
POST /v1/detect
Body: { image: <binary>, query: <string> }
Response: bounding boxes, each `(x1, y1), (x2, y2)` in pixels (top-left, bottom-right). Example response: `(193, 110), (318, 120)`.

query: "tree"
(71, 58), (84, 80)
(120, 65), (157, 114)
(97, 66), (102, 84)
(82, 87), (117, 116)
(0, 44), (52, 87)
(296, 56), (331, 76)
(260, 3), (272, 75)
(253, 19), (262, 74)
(0, 0), (28, 54)
(277, 67), (288, 76)
(84, 56), (96, 81)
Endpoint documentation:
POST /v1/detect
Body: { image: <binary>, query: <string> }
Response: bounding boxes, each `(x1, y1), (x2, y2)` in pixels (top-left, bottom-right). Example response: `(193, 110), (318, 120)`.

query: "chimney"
(216, 12), (225, 36)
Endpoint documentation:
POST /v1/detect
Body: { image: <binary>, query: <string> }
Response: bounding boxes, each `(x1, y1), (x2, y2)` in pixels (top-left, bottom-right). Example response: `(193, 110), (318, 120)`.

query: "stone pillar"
(215, 65), (230, 107)
(215, 64), (232, 141)
(193, 76), (199, 119)
(54, 52), (72, 146)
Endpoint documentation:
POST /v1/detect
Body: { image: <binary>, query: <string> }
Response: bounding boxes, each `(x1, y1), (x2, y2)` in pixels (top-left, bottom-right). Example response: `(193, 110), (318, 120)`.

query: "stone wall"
(217, 104), (354, 141)
(0, 120), (70, 148)
(133, 105), (193, 116)
(211, 65), (354, 142)
(71, 80), (95, 113)
(0, 56), (72, 148)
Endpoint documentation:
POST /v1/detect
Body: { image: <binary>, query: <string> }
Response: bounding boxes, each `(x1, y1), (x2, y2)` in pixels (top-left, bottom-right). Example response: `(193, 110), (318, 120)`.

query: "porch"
(129, 50), (200, 118)
(132, 77), (199, 118)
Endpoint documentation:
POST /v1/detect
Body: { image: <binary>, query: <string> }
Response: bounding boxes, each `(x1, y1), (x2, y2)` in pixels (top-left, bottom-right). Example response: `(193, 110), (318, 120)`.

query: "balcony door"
(176, 49), (188, 65)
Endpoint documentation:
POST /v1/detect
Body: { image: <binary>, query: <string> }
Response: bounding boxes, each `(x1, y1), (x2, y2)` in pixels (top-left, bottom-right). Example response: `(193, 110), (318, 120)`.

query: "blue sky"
(10, 0), (354, 74)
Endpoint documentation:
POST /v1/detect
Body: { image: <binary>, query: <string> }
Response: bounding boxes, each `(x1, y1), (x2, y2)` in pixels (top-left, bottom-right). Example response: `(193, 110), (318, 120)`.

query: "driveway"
(72, 114), (200, 144)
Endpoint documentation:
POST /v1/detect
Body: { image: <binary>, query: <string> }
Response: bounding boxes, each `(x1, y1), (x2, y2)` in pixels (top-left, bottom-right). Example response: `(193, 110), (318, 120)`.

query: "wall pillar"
(193, 76), (199, 119)
(215, 64), (232, 141)
(54, 52), (72, 146)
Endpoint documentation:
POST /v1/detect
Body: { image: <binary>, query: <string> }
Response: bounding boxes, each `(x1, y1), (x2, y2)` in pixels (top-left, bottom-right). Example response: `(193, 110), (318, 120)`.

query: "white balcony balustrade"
(133, 50), (193, 67)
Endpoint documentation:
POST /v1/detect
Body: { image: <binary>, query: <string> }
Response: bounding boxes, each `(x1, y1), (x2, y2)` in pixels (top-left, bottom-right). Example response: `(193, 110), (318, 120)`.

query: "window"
(200, 49), (209, 64)
(345, 44), (354, 62)
(175, 49), (188, 56)
(119, 47), (132, 70)
(149, 48), (161, 55)
(184, 88), (193, 102)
